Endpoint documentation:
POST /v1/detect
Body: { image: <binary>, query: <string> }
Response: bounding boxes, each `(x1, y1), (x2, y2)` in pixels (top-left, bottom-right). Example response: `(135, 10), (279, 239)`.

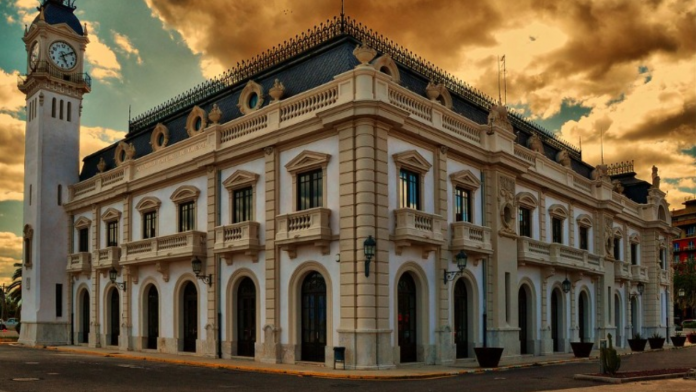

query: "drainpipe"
(481, 172), (487, 348)
(216, 169), (223, 359)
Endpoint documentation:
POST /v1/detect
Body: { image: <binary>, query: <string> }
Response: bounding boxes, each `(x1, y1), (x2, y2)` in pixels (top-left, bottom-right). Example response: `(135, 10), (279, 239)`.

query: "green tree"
(674, 258), (696, 319)
(6, 263), (22, 308)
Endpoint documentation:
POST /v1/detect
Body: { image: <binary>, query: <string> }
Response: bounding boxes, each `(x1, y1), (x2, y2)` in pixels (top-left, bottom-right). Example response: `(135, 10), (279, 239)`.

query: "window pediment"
(170, 185), (201, 203)
(613, 227), (624, 238)
(74, 216), (91, 230)
(136, 196), (162, 212)
(548, 204), (568, 220)
(450, 170), (480, 191)
(101, 208), (122, 222)
(223, 170), (259, 191)
(516, 192), (538, 209)
(629, 233), (640, 243)
(393, 150), (432, 174)
(285, 150), (331, 174)
(576, 214), (592, 228)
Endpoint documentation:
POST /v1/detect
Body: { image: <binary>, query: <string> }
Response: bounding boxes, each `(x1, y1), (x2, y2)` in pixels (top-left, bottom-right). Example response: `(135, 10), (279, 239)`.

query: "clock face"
(49, 41), (77, 70)
(29, 41), (40, 71)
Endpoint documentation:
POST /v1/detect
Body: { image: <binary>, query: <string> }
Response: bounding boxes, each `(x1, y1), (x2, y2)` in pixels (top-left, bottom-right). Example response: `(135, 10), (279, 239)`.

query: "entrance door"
(109, 289), (119, 346)
(81, 291), (90, 344)
(398, 273), (417, 363)
(237, 277), (256, 357)
(519, 287), (528, 354)
(614, 294), (621, 346)
(579, 292), (587, 342)
(301, 272), (326, 362)
(147, 285), (159, 349)
(551, 290), (560, 352)
(454, 280), (468, 358)
(631, 297), (638, 337)
(183, 282), (197, 353)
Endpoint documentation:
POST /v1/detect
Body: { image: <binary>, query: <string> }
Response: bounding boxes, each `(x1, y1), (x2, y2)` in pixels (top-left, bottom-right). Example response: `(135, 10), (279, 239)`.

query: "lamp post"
(191, 256), (212, 286)
(443, 250), (468, 284)
(363, 235), (376, 277)
(108, 267), (126, 291)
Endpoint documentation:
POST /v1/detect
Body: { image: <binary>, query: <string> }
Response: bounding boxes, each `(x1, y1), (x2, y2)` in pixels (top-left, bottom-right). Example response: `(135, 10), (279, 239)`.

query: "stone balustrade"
(67, 252), (91, 274)
(450, 221), (492, 255)
(121, 231), (206, 264)
(214, 221), (262, 262)
(393, 208), (445, 258)
(630, 265), (649, 283)
(275, 208), (332, 258)
(517, 237), (604, 274)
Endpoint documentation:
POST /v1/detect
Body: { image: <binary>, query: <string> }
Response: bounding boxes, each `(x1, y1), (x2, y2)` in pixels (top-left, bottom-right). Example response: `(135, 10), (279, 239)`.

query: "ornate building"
(19, 1), (678, 368)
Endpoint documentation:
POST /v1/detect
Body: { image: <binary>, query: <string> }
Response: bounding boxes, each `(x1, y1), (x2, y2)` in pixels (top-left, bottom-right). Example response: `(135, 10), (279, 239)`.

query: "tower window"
(57, 184), (62, 206)
(52, 98), (56, 118)
(29, 184), (32, 205)
(67, 102), (72, 122)
(60, 100), (64, 120)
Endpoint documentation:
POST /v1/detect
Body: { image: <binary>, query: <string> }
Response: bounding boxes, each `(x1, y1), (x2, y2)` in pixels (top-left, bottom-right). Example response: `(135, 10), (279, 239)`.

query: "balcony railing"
(94, 246), (121, 270)
(275, 208), (331, 258)
(614, 261), (631, 281)
(393, 209), (445, 258)
(67, 252), (91, 274)
(121, 231), (206, 264)
(517, 237), (604, 274)
(18, 61), (91, 92)
(214, 221), (262, 262)
(630, 265), (649, 283)
(451, 221), (492, 255)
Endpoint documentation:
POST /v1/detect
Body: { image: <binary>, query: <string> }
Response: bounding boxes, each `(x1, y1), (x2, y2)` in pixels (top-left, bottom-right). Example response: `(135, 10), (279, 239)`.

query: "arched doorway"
(398, 273), (417, 363)
(614, 294), (622, 347)
(301, 272), (326, 362)
(551, 289), (562, 352)
(237, 277), (256, 357)
(146, 285), (159, 350)
(519, 286), (531, 354)
(454, 279), (468, 358)
(109, 289), (120, 346)
(631, 296), (638, 337)
(80, 290), (90, 344)
(579, 291), (589, 343)
(182, 282), (198, 353)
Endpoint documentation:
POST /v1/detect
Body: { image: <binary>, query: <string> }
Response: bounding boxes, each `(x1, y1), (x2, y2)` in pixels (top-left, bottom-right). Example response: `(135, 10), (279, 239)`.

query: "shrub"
(683, 321), (696, 329)
(650, 332), (663, 339)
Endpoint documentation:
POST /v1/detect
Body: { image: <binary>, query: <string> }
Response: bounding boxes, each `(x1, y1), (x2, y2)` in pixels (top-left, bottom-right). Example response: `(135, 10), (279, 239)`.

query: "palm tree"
(6, 263), (22, 306)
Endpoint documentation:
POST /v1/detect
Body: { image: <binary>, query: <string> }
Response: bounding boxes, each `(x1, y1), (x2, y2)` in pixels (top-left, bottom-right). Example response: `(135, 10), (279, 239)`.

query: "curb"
(573, 371), (689, 384)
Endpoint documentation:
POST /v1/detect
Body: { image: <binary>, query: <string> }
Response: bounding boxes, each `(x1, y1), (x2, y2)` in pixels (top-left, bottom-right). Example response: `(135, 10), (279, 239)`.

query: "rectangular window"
(56, 284), (63, 318)
(551, 218), (563, 244)
(674, 254), (680, 263)
(579, 226), (589, 250)
(505, 272), (510, 323)
(297, 169), (323, 211)
(143, 211), (157, 239)
(107, 221), (118, 247)
(630, 243), (638, 265)
(233, 187), (253, 223)
(454, 187), (471, 222)
(67, 101), (72, 122)
(399, 169), (420, 210)
(674, 243), (680, 251)
(178, 202), (195, 232)
(59, 99), (64, 120)
(613, 238), (621, 260)
(659, 249), (665, 269)
(519, 208), (531, 237)
(78, 228), (89, 252)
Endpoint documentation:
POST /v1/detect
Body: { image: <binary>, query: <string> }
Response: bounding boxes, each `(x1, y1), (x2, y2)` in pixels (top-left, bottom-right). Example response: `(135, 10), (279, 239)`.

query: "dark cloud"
(622, 99), (696, 141)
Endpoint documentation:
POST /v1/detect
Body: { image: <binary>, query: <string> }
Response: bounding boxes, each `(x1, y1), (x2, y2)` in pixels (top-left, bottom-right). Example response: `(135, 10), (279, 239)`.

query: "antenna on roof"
(600, 125), (605, 165)
(128, 104), (131, 124)
(501, 55), (506, 105)
(497, 56), (501, 104)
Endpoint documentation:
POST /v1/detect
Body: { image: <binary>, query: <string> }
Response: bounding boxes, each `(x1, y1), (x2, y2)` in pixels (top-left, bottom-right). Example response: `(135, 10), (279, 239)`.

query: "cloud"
(11, 0), (38, 26)
(0, 232), (21, 260)
(0, 256), (19, 287)
(0, 69), (25, 112)
(84, 21), (122, 80)
(112, 31), (143, 65)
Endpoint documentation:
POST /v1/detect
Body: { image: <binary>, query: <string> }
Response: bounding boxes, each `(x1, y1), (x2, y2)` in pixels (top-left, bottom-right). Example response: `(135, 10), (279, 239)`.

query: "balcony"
(614, 261), (631, 281)
(67, 252), (91, 274)
(94, 247), (121, 270)
(121, 231), (207, 265)
(275, 208), (331, 258)
(659, 269), (669, 286)
(214, 222), (262, 262)
(517, 237), (604, 274)
(451, 221), (493, 255)
(18, 61), (91, 94)
(630, 265), (649, 283)
(393, 209), (445, 258)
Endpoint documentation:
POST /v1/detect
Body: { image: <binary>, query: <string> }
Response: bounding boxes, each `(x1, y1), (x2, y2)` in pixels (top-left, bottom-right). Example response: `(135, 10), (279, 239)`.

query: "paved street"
(0, 344), (695, 391)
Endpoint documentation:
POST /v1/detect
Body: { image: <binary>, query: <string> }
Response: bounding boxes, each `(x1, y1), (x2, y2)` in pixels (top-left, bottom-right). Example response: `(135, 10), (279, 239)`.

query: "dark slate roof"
(35, 0), (84, 36)
(611, 173), (651, 204)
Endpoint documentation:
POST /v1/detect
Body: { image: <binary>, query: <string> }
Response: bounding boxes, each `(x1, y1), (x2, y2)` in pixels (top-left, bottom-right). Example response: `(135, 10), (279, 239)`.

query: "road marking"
(13, 378), (41, 381)
(25, 362), (39, 364)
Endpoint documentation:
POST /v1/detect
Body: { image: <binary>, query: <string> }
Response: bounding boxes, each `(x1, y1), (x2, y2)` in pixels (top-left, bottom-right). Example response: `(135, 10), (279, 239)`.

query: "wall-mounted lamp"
(364, 235), (376, 277)
(335, 253), (340, 263)
(630, 282), (645, 299)
(562, 270), (571, 294)
(443, 250), (468, 284)
(678, 288), (685, 298)
(191, 256), (212, 286)
(108, 267), (126, 291)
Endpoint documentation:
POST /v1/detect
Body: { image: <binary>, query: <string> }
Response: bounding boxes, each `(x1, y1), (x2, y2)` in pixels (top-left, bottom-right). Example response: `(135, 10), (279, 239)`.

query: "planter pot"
(688, 335), (696, 344)
(474, 347), (504, 368)
(627, 338), (647, 352)
(670, 336), (687, 347)
(570, 342), (595, 358)
(648, 337), (665, 349)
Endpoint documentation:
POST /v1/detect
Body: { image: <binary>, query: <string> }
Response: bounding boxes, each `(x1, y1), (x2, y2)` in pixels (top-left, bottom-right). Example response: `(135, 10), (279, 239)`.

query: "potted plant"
(570, 335), (594, 358)
(474, 346), (504, 368)
(627, 333), (647, 352)
(648, 332), (665, 349)
(671, 331), (687, 347)
(688, 332), (696, 344)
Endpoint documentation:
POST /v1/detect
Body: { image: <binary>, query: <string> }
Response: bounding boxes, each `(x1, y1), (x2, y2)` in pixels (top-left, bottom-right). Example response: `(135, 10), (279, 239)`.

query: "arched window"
(52, 98), (56, 118)
(67, 102), (72, 122)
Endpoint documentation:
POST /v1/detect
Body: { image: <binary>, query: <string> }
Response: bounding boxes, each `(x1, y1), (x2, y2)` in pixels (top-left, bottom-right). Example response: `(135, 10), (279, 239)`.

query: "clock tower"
(18, 0), (90, 346)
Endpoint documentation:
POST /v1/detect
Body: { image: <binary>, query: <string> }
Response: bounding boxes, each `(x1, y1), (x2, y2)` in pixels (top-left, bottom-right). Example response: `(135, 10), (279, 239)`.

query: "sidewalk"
(29, 342), (693, 380)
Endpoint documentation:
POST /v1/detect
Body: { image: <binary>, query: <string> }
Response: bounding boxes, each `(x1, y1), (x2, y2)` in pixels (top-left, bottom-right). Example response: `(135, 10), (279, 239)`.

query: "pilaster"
(435, 145), (454, 364)
(261, 145), (281, 363)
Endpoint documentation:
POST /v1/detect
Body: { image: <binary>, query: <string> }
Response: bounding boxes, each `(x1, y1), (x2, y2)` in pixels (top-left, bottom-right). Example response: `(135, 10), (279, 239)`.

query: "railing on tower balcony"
(275, 208), (332, 258)
(67, 252), (91, 274)
(121, 231), (206, 264)
(450, 221), (492, 254)
(517, 237), (604, 274)
(630, 264), (649, 283)
(94, 246), (121, 270)
(17, 61), (91, 91)
(214, 221), (262, 262)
